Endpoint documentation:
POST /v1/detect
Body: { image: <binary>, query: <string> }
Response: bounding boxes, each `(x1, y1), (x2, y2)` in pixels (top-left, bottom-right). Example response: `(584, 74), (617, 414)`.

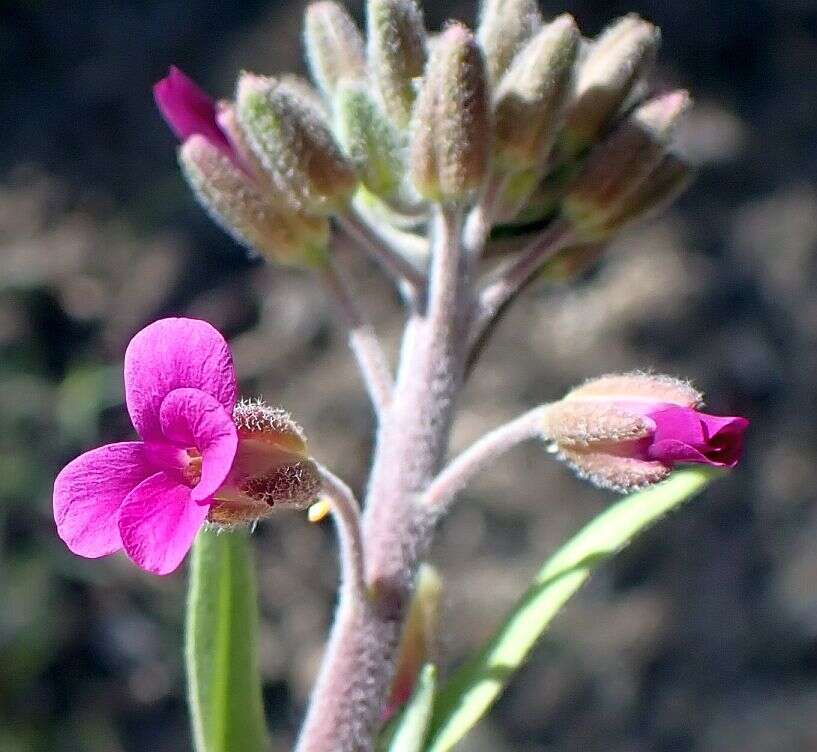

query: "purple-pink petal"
(647, 406), (748, 468)
(118, 472), (209, 575)
(154, 66), (232, 156)
(53, 442), (153, 558)
(159, 387), (238, 503)
(124, 318), (238, 442)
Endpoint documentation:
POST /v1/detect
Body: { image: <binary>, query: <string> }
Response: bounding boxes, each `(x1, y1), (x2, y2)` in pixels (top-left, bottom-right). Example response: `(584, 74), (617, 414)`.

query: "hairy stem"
(422, 405), (548, 515)
(470, 218), (574, 351)
(322, 256), (394, 415)
(296, 207), (471, 752)
(316, 462), (367, 602)
(337, 212), (427, 304)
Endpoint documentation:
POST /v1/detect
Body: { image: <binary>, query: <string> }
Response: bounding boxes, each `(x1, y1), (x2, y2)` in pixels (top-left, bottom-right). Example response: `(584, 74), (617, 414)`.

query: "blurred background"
(2, 0), (816, 749)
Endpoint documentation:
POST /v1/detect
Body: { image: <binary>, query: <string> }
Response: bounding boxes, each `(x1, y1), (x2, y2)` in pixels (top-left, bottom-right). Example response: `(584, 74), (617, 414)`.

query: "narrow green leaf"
(426, 467), (720, 752)
(379, 664), (437, 752)
(186, 526), (269, 752)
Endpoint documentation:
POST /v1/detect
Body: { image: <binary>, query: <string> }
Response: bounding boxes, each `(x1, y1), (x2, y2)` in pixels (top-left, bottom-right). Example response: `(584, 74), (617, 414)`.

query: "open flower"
(53, 318), (319, 575)
(543, 373), (749, 491)
(54, 318), (239, 574)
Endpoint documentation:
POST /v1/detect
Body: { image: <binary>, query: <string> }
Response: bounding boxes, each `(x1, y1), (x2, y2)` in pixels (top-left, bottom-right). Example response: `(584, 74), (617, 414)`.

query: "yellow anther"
(308, 498), (333, 523)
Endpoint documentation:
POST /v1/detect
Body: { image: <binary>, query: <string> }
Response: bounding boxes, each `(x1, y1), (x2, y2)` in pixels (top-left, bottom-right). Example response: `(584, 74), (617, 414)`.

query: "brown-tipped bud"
(236, 73), (358, 215)
(304, 1), (367, 100)
(542, 372), (749, 492)
(179, 135), (330, 267)
(409, 23), (492, 204)
(600, 152), (692, 235)
(334, 79), (404, 198)
(561, 14), (661, 156)
(561, 90), (691, 238)
(208, 400), (322, 525)
(477, 0), (542, 85)
(494, 14), (580, 172)
(384, 563), (443, 720)
(367, 0), (427, 129)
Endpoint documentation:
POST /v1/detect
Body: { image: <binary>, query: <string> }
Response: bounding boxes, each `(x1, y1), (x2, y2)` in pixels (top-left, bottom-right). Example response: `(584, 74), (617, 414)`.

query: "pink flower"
(640, 405), (748, 468)
(153, 66), (236, 162)
(544, 373), (749, 492)
(53, 318), (240, 575)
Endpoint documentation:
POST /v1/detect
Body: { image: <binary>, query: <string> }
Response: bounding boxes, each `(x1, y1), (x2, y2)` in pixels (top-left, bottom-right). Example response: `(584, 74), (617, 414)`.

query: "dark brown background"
(1, 0), (815, 749)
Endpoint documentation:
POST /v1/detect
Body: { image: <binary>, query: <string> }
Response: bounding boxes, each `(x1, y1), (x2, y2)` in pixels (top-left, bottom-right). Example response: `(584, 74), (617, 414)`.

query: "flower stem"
(422, 405), (548, 515)
(321, 255), (394, 415)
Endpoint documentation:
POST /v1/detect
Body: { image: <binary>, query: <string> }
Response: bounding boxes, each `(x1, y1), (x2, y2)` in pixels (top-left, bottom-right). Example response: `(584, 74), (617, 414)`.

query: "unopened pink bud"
(476, 0), (542, 85)
(543, 373), (749, 492)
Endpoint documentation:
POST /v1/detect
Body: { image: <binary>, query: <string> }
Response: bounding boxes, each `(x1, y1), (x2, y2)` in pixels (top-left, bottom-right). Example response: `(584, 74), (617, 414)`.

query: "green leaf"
(379, 664), (437, 752)
(426, 467), (721, 752)
(186, 526), (269, 752)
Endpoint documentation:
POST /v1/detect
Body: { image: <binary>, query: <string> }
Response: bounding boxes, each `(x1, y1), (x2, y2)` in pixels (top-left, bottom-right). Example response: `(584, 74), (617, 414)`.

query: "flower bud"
(333, 80), (404, 198)
(409, 23), (492, 204)
(561, 90), (691, 238)
(600, 152), (692, 236)
(179, 135), (330, 267)
(208, 400), (322, 525)
(476, 0), (542, 85)
(236, 73), (358, 215)
(542, 373), (749, 492)
(493, 14), (580, 172)
(561, 14), (661, 156)
(367, 0), (427, 129)
(304, 1), (367, 100)
(384, 563), (442, 720)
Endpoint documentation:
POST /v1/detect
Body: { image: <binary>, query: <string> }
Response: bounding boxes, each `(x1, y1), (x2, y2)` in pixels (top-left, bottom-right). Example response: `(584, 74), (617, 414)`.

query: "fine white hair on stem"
(314, 462), (367, 600)
(321, 253), (394, 415)
(422, 405), (549, 514)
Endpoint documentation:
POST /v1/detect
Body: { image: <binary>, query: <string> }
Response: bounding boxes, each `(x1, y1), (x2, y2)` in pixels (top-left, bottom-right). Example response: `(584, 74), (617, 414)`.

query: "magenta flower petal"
(647, 406), (748, 468)
(159, 387), (238, 503)
(153, 66), (232, 155)
(124, 318), (238, 442)
(118, 472), (209, 575)
(53, 442), (153, 558)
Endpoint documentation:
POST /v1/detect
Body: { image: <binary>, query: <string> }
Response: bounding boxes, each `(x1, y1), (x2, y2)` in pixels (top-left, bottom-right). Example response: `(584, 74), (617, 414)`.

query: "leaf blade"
(426, 467), (720, 752)
(186, 527), (269, 752)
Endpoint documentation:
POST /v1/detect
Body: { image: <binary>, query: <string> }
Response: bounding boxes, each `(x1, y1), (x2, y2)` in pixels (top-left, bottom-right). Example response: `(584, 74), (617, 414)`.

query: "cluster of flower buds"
(542, 373), (748, 492)
(154, 0), (691, 278)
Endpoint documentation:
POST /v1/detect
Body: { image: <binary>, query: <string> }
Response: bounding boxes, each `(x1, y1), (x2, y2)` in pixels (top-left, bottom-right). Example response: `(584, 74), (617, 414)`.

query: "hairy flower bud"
(179, 135), (330, 267)
(409, 23), (492, 204)
(561, 14), (661, 156)
(494, 14), (579, 172)
(561, 90), (691, 238)
(543, 373), (748, 492)
(208, 400), (322, 525)
(367, 0), (427, 128)
(334, 80), (404, 198)
(304, 1), (367, 100)
(236, 73), (358, 215)
(476, 0), (542, 85)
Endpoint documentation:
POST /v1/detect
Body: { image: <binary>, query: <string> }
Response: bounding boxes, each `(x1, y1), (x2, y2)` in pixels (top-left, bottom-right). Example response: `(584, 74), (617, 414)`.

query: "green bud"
(409, 23), (492, 204)
(304, 1), (366, 100)
(367, 0), (427, 129)
(179, 135), (330, 268)
(476, 0), (542, 85)
(334, 80), (404, 198)
(562, 14), (661, 156)
(236, 73), (358, 215)
(561, 90), (690, 237)
(494, 14), (580, 172)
